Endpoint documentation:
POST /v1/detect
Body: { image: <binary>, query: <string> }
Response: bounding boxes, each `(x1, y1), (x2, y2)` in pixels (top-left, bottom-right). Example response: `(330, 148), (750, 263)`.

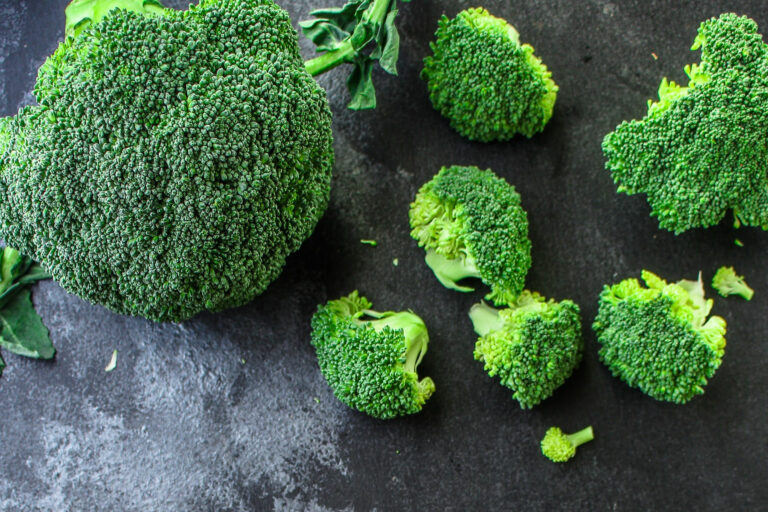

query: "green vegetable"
(603, 14), (768, 233)
(1, 0), (337, 322)
(593, 270), (726, 403)
(360, 239), (378, 246)
(0, 247), (54, 374)
(301, 0), (411, 109)
(470, 292), (583, 409)
(712, 266), (754, 300)
(422, 7), (558, 142)
(310, 291), (435, 419)
(540, 426), (594, 463)
(409, 165), (531, 305)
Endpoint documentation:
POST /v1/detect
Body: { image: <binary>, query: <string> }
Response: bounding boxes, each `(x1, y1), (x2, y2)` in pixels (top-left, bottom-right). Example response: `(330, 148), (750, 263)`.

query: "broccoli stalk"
(424, 249), (481, 293)
(712, 266), (754, 300)
(301, 0), (411, 109)
(540, 426), (594, 463)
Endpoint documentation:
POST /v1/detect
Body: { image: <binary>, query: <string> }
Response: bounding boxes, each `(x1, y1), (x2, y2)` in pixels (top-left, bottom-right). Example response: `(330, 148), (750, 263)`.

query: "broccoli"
(603, 14), (768, 233)
(469, 292), (583, 408)
(540, 426), (594, 463)
(310, 291), (435, 419)
(421, 7), (558, 142)
(593, 270), (727, 403)
(712, 266), (754, 300)
(409, 165), (531, 305)
(0, 0), (409, 322)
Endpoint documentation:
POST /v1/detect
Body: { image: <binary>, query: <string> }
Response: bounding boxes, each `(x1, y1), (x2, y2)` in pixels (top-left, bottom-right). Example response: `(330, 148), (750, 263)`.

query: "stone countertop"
(1, 1), (766, 510)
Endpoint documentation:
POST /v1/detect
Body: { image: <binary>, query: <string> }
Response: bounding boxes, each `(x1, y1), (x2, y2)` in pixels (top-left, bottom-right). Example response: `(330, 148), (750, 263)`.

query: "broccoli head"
(409, 165), (531, 305)
(470, 292), (583, 409)
(0, 0), (334, 321)
(603, 13), (768, 233)
(310, 291), (435, 419)
(593, 270), (727, 403)
(712, 266), (754, 300)
(421, 7), (558, 142)
(540, 426), (594, 463)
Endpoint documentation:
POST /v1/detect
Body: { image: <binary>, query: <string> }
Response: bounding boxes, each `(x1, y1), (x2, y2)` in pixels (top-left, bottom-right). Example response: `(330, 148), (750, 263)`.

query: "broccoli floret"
(409, 165), (531, 305)
(540, 426), (594, 463)
(593, 270), (727, 403)
(712, 266), (754, 300)
(0, 0), (335, 321)
(310, 291), (435, 419)
(421, 7), (558, 142)
(469, 292), (583, 409)
(603, 14), (768, 233)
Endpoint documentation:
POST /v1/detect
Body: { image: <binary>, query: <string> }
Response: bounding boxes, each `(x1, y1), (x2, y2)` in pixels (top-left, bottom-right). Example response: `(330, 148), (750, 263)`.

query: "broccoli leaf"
(0, 288), (54, 359)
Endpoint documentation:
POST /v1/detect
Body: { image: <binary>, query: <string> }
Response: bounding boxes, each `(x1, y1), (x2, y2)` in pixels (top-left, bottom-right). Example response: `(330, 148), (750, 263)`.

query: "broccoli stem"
(468, 301), (503, 337)
(424, 249), (481, 293)
(566, 426), (594, 448)
(304, 0), (393, 77)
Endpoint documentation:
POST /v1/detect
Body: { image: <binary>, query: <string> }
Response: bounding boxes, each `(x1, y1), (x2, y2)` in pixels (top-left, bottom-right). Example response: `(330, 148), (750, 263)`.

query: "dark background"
(1, 0), (767, 510)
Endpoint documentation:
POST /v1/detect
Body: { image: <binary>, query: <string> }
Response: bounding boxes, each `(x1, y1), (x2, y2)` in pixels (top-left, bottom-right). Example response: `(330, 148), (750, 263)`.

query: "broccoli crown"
(470, 291), (583, 409)
(310, 291), (435, 420)
(593, 270), (727, 403)
(540, 426), (594, 463)
(421, 7), (558, 142)
(712, 266), (754, 300)
(409, 165), (531, 305)
(603, 13), (768, 233)
(0, 0), (333, 321)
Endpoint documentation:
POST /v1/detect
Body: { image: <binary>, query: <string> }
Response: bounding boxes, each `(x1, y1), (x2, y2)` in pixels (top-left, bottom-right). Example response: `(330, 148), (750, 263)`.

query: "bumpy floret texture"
(409, 165), (531, 305)
(422, 7), (558, 142)
(310, 291), (435, 420)
(603, 13), (768, 233)
(593, 271), (727, 403)
(472, 292), (583, 408)
(0, 0), (333, 321)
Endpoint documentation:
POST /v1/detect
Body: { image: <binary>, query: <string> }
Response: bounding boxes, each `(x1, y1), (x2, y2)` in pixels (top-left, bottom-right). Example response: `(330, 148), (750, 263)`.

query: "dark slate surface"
(1, 0), (767, 510)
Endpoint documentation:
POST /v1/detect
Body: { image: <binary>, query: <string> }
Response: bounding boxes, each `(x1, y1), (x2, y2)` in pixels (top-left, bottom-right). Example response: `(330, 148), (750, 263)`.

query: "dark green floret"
(470, 291), (583, 409)
(0, 0), (334, 321)
(593, 270), (727, 403)
(540, 426), (594, 463)
(712, 266), (754, 300)
(409, 165), (531, 305)
(310, 291), (435, 419)
(422, 7), (558, 142)
(603, 13), (768, 233)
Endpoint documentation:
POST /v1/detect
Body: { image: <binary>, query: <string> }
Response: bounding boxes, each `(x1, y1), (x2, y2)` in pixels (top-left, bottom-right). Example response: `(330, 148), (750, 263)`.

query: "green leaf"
(347, 57), (377, 110)
(0, 289), (55, 359)
(376, 9), (401, 75)
(0, 264), (52, 309)
(0, 351), (5, 377)
(0, 247), (27, 295)
(300, 19), (352, 53)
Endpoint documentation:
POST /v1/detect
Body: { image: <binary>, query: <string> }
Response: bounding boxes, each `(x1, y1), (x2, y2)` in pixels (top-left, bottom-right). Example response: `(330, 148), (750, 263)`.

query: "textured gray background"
(1, 0), (768, 510)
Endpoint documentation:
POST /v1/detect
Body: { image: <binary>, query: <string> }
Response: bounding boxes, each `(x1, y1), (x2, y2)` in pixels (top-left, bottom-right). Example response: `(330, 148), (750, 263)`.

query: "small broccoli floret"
(540, 426), (594, 463)
(712, 266), (754, 300)
(421, 7), (558, 142)
(593, 270), (727, 403)
(310, 291), (435, 419)
(603, 14), (768, 233)
(409, 165), (531, 305)
(470, 292), (583, 409)
(0, 0), (334, 321)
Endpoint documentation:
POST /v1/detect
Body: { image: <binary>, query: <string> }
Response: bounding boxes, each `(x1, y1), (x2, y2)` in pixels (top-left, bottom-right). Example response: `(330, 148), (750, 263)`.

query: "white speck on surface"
(104, 350), (118, 372)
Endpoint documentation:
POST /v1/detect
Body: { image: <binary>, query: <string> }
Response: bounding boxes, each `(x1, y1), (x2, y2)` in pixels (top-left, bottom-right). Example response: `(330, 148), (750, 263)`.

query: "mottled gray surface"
(1, 0), (768, 510)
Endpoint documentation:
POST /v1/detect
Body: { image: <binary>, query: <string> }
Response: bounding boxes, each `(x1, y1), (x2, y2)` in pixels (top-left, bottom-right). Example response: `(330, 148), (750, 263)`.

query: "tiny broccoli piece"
(603, 14), (768, 233)
(409, 165), (531, 305)
(470, 292), (583, 408)
(593, 270), (727, 403)
(712, 266), (754, 300)
(0, 0), (334, 321)
(421, 7), (558, 142)
(540, 426), (594, 463)
(310, 291), (435, 419)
